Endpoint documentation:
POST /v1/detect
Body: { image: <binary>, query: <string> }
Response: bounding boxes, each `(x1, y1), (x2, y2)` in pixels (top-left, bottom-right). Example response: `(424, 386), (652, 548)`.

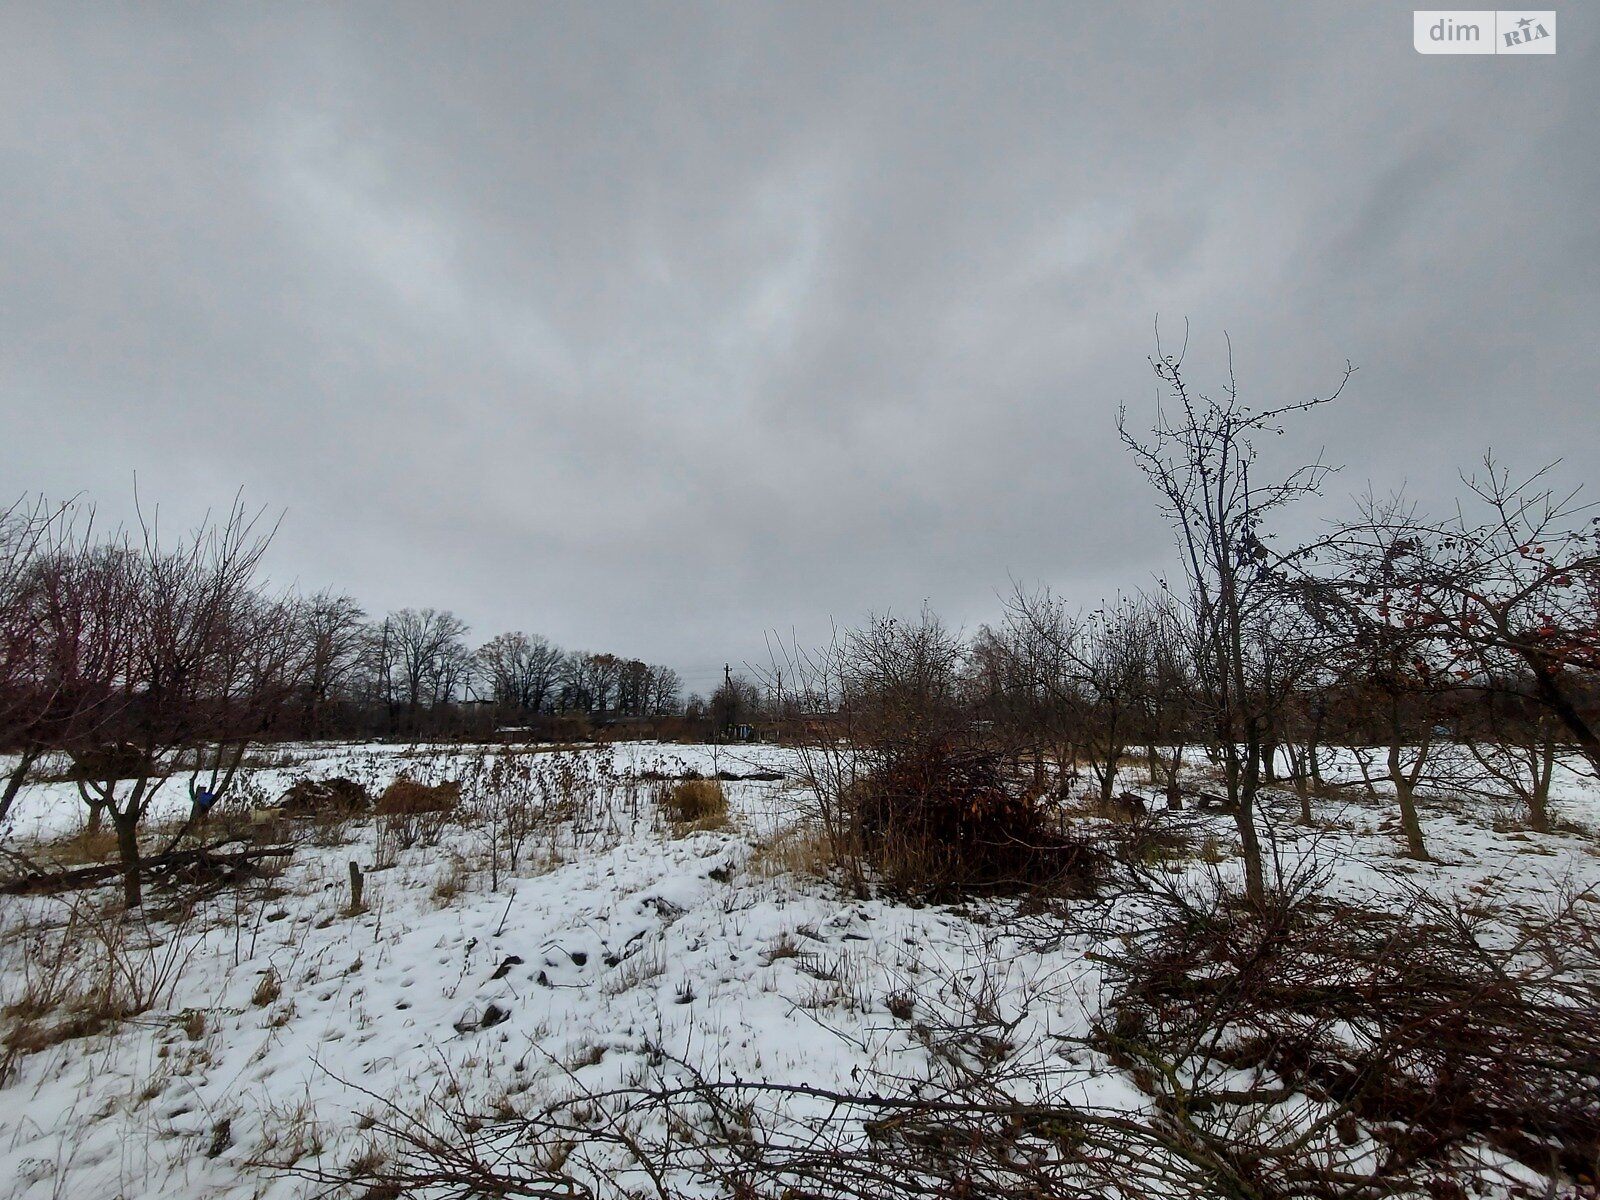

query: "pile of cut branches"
(849, 738), (1104, 898)
(1099, 875), (1600, 1191)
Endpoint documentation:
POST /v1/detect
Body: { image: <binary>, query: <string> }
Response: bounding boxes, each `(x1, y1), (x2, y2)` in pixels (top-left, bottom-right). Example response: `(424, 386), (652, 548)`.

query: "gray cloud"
(4, 1), (1596, 693)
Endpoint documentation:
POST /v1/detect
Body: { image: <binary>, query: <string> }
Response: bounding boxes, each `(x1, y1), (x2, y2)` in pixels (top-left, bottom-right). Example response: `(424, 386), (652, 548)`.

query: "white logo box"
(1415, 10), (1556, 53)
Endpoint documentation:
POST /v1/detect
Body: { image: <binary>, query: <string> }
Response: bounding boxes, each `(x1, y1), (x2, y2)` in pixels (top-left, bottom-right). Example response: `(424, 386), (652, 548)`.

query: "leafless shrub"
(461, 747), (573, 880)
(771, 610), (1107, 899)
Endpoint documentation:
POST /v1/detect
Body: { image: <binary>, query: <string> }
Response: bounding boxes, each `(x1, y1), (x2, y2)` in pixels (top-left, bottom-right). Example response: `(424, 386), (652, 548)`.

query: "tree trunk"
(0, 746), (41, 824)
(1525, 653), (1600, 776)
(1528, 737), (1555, 834)
(77, 779), (110, 838)
(1240, 730), (1266, 902)
(1286, 743), (1314, 825)
(1235, 797), (1264, 903)
(1162, 744), (1185, 809)
(1260, 739), (1279, 783)
(113, 810), (143, 908)
(1394, 778), (1428, 860)
(1388, 741), (1429, 860)
(1224, 737), (1265, 904)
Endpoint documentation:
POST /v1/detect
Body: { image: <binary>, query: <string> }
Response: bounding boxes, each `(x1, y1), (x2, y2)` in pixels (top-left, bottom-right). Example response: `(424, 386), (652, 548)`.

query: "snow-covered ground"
(1, 741), (1597, 1199)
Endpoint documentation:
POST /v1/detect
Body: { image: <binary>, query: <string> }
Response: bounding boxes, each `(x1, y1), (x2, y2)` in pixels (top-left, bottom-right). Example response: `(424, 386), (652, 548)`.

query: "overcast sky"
(3, 2), (1596, 697)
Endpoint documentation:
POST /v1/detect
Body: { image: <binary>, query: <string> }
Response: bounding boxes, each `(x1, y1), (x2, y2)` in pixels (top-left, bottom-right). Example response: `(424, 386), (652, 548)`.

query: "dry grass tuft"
(430, 856), (471, 906)
(660, 778), (729, 830)
(37, 826), (121, 869)
(375, 776), (460, 815)
(602, 943), (667, 995)
(749, 822), (842, 880)
(252, 968), (282, 1008)
(0, 897), (197, 1078)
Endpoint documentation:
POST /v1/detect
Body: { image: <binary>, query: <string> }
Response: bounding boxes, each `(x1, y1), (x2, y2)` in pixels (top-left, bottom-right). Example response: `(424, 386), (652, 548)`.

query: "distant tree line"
(0, 494), (687, 904)
(293, 600), (684, 738)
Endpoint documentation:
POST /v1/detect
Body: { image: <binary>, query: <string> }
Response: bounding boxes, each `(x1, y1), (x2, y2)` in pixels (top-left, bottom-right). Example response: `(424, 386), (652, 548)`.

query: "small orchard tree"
(1318, 461), (1600, 842)
(998, 588), (1156, 808)
(1, 496), (66, 822)
(3, 504), (137, 829)
(970, 612), (1079, 795)
(1118, 332), (1351, 903)
(71, 497), (287, 908)
(1137, 592), (1197, 807)
(1423, 459), (1600, 774)
(1269, 588), (1341, 826)
(1467, 705), (1560, 831)
(1318, 493), (1461, 860)
(159, 589), (301, 852)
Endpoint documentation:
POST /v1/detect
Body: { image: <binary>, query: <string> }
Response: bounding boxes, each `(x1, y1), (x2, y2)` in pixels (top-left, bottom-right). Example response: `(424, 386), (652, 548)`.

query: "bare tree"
(1118, 331), (1351, 902)
(159, 589), (302, 851)
(1136, 592), (1195, 808)
(525, 636), (564, 713)
(710, 670), (763, 735)
(646, 665), (681, 716)
(475, 631), (562, 714)
(1421, 459), (1600, 773)
(70, 496), (286, 907)
(971, 604), (1080, 798)
(0, 496), (110, 824)
(1467, 709), (1560, 831)
(555, 651), (593, 713)
(382, 607), (471, 721)
(999, 588), (1154, 808)
(1, 497), (60, 821)
(289, 589), (366, 735)
(1320, 495), (1459, 859)
(1244, 580), (1343, 824)
(587, 653), (620, 717)
(429, 637), (475, 707)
